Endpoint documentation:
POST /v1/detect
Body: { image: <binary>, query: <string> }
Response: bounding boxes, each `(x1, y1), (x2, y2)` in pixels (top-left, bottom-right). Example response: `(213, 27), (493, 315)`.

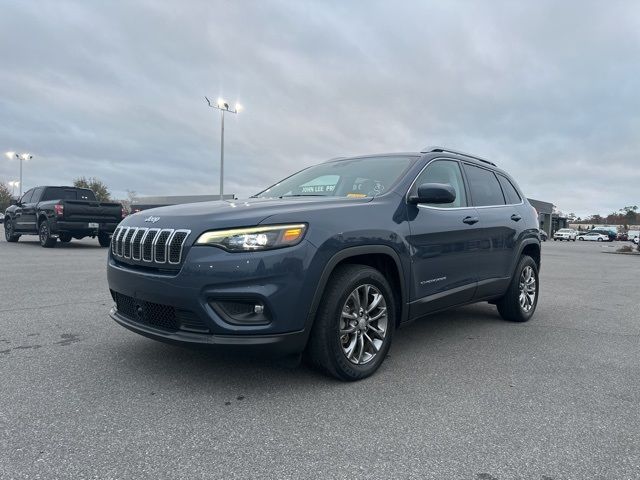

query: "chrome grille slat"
(142, 229), (160, 262)
(153, 229), (173, 263)
(122, 227), (136, 259)
(112, 226), (191, 267)
(131, 228), (147, 261)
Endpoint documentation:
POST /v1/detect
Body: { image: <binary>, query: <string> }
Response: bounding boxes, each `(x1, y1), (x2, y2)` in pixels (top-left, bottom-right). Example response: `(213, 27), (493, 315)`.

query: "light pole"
(5, 151), (32, 196)
(205, 97), (242, 200)
(8, 181), (20, 197)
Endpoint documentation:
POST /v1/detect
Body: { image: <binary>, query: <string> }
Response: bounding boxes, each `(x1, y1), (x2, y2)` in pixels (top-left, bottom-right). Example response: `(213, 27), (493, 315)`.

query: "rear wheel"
(39, 221), (57, 248)
(597, 238), (603, 242)
(98, 232), (111, 247)
(306, 264), (395, 381)
(59, 233), (72, 243)
(496, 255), (538, 322)
(4, 218), (20, 242)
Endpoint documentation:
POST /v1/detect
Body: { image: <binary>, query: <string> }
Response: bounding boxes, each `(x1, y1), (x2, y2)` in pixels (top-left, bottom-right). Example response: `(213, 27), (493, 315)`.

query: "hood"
(121, 196), (372, 232)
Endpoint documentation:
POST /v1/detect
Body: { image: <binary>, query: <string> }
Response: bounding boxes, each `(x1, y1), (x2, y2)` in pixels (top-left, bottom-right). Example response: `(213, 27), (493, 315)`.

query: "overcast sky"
(1, 0), (639, 217)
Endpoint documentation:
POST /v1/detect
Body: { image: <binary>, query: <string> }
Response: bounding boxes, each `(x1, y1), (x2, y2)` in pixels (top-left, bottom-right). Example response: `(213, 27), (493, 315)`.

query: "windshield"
(254, 156), (415, 199)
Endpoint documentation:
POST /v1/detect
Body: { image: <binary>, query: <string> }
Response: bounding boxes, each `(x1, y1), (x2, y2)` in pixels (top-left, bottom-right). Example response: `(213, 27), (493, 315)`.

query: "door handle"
(510, 214), (522, 222)
(463, 216), (479, 225)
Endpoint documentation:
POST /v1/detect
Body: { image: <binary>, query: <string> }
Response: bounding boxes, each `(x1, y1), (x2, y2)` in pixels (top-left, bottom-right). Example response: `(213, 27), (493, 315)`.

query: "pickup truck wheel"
(59, 233), (72, 243)
(39, 221), (57, 248)
(305, 264), (395, 381)
(496, 255), (538, 322)
(4, 219), (20, 242)
(98, 232), (111, 247)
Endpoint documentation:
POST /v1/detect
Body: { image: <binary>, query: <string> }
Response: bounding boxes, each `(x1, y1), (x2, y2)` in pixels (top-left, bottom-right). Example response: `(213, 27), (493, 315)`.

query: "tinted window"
(463, 164), (505, 206)
(497, 174), (522, 204)
(41, 188), (97, 202)
(31, 187), (44, 203)
(411, 160), (467, 208)
(20, 189), (34, 204)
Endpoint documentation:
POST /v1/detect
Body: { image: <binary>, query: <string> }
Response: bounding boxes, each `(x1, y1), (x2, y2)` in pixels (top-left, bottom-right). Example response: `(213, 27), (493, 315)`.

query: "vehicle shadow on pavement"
(109, 302), (507, 389)
(6, 239), (104, 249)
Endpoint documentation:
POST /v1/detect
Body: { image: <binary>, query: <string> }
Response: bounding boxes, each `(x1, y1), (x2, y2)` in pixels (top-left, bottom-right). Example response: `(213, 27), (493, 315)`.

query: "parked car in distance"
(633, 236), (639, 245)
(588, 228), (616, 241)
(107, 146), (541, 381)
(539, 229), (548, 242)
(4, 186), (124, 247)
(553, 228), (577, 241)
(0, 212), (4, 224)
(577, 231), (609, 242)
(628, 230), (639, 243)
(617, 232), (628, 241)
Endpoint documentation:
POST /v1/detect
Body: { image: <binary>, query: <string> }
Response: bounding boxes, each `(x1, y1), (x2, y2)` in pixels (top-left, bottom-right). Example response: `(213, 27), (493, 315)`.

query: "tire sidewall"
(39, 221), (51, 247)
(515, 256), (539, 321)
(327, 268), (395, 379)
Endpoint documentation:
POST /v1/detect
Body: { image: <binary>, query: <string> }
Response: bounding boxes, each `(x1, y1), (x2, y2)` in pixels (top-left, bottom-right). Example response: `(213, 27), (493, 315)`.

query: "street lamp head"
(20, 153), (32, 160)
(235, 103), (243, 113)
(217, 97), (226, 109)
(5, 151), (16, 159)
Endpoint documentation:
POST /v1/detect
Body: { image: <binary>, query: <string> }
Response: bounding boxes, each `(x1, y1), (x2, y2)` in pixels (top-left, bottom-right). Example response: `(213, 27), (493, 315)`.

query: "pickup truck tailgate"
(63, 201), (122, 223)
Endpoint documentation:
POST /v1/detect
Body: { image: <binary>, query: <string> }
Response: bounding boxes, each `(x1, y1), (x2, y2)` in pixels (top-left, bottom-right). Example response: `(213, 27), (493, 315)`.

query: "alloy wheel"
(339, 284), (388, 365)
(518, 265), (536, 312)
(39, 223), (49, 245)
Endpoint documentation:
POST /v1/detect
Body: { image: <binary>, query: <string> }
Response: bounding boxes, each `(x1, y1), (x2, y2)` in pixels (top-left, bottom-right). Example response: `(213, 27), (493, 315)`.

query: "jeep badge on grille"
(144, 216), (160, 223)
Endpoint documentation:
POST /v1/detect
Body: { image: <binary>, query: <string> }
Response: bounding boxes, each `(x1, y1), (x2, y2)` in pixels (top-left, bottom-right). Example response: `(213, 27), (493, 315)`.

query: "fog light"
(209, 299), (271, 325)
(254, 304), (264, 314)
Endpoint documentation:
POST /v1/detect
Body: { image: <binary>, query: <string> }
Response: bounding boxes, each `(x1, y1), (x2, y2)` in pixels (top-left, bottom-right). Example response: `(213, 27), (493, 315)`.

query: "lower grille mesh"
(113, 291), (210, 333)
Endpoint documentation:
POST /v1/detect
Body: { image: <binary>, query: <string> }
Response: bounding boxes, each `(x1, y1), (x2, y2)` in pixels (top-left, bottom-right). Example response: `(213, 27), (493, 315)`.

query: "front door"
(406, 159), (480, 318)
(14, 189), (35, 232)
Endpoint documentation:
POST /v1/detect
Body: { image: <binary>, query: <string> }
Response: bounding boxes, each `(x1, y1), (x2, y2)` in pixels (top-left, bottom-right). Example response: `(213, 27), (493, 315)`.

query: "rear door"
(462, 164), (523, 297)
(406, 159), (480, 317)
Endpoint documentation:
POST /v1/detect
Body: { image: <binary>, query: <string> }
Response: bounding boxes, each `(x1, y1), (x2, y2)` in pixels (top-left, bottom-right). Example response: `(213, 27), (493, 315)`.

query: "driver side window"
(411, 160), (467, 208)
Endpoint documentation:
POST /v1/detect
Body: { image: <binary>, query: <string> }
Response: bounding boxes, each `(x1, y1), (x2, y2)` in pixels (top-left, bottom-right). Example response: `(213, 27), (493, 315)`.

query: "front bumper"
(107, 240), (320, 354)
(110, 307), (307, 355)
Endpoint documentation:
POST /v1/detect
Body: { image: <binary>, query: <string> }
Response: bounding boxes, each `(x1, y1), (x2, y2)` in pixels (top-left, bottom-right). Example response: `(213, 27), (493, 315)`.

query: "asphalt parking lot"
(1, 229), (638, 479)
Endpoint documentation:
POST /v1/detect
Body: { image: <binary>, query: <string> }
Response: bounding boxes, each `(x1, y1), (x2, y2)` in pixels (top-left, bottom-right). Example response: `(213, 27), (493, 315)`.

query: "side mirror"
(408, 183), (456, 205)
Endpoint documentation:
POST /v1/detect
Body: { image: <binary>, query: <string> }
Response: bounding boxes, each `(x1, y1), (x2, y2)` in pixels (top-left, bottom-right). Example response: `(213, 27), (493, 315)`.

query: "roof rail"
(420, 146), (496, 167)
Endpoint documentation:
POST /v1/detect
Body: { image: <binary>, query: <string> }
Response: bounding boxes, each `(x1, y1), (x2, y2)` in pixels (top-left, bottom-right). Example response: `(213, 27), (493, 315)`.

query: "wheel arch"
(518, 239), (541, 272)
(305, 246), (407, 339)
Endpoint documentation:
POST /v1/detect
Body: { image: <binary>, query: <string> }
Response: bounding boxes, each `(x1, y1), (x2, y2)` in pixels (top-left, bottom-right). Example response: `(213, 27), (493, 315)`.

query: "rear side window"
(497, 175), (522, 204)
(41, 188), (97, 202)
(463, 164), (505, 206)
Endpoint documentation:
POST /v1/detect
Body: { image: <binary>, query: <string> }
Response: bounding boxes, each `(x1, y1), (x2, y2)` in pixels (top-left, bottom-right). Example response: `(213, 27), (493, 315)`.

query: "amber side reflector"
(283, 228), (303, 242)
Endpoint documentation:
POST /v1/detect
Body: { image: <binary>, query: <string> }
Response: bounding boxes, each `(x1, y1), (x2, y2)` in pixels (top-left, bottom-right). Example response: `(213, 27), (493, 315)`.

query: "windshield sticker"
(300, 185), (336, 194)
(347, 193), (367, 198)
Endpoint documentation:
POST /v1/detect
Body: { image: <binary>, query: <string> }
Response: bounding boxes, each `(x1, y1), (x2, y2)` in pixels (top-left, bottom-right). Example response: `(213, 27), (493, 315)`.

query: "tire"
(597, 238), (602, 242)
(59, 233), (72, 243)
(305, 264), (395, 381)
(496, 255), (539, 323)
(98, 232), (111, 247)
(39, 221), (57, 248)
(578, 237), (583, 241)
(4, 218), (20, 242)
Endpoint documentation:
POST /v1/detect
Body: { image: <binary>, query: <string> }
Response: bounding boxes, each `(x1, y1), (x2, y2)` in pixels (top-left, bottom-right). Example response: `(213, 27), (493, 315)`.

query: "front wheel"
(39, 221), (57, 248)
(4, 218), (20, 242)
(496, 255), (539, 322)
(305, 264), (395, 381)
(98, 232), (111, 247)
(578, 237), (584, 241)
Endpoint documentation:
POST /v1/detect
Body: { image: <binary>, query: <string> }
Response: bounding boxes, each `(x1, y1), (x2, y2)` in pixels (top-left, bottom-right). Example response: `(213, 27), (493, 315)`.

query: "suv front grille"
(111, 226), (191, 266)
(112, 291), (210, 333)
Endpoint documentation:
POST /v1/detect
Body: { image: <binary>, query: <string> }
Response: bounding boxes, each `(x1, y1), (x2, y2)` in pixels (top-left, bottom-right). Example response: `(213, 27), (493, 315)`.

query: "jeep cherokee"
(107, 146), (541, 380)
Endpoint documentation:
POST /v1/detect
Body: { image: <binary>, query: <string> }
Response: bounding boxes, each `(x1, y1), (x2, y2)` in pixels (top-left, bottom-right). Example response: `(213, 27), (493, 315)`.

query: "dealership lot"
(1, 230), (638, 479)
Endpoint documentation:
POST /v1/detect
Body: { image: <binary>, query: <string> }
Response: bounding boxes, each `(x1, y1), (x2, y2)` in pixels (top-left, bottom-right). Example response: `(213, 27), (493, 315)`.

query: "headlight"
(195, 224), (307, 252)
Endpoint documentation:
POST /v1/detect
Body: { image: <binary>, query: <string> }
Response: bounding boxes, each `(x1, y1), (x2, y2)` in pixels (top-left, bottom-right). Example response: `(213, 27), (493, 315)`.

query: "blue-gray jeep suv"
(107, 146), (541, 380)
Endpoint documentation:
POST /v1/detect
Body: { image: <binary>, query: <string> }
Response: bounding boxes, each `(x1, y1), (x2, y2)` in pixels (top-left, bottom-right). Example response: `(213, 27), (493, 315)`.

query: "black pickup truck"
(3, 186), (123, 247)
